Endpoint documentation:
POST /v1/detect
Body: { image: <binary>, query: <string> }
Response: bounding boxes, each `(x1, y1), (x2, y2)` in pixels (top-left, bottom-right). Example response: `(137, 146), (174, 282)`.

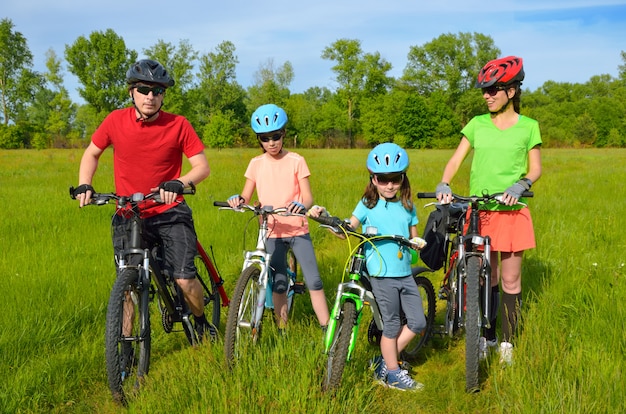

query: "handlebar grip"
(213, 201), (230, 207)
(309, 214), (343, 227)
(417, 192), (437, 199)
(522, 191), (534, 198)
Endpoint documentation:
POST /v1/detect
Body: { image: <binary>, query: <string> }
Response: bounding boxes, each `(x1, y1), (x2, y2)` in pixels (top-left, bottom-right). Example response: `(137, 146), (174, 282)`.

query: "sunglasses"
(258, 133), (283, 143)
(374, 173), (404, 185)
(135, 86), (165, 96)
(481, 86), (507, 97)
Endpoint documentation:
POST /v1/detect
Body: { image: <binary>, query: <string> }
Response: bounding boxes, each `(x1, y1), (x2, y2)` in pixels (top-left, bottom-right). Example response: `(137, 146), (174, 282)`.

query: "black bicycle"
(70, 185), (226, 405)
(418, 191), (531, 392)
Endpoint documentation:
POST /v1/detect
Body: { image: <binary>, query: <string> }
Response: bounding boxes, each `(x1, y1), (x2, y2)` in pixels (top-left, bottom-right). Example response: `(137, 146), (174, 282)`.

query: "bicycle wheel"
(105, 268), (151, 406)
(445, 264), (461, 338)
(402, 276), (436, 359)
(465, 255), (482, 392)
(322, 300), (356, 392)
(224, 265), (262, 368)
(194, 252), (221, 333)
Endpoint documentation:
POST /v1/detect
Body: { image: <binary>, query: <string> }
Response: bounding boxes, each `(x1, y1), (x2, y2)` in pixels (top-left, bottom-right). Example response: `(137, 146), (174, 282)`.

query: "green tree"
(247, 58), (293, 111)
(65, 29), (137, 116)
(29, 49), (76, 148)
(0, 18), (38, 126)
(144, 39), (198, 117)
(202, 111), (237, 149)
(322, 38), (393, 147)
(402, 32), (499, 104)
(195, 41), (246, 132)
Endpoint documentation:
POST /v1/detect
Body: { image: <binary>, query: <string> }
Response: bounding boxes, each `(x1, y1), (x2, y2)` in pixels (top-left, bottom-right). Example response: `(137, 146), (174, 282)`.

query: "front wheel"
(402, 275), (436, 359)
(322, 300), (357, 392)
(224, 265), (263, 369)
(465, 255), (482, 392)
(105, 268), (151, 406)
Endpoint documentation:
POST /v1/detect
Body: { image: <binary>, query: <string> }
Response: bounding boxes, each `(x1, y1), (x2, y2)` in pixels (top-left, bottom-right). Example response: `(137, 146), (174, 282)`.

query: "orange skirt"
(464, 208), (536, 253)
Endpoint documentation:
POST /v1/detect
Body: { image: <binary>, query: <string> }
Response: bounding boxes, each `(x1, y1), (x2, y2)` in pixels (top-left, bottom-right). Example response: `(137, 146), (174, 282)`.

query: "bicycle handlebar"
(417, 191), (533, 202)
(213, 201), (305, 217)
(69, 182), (196, 206)
(307, 213), (421, 250)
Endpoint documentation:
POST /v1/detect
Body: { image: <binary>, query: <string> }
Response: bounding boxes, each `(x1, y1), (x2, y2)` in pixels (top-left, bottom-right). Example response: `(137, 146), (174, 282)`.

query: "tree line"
(1, 18), (625, 150)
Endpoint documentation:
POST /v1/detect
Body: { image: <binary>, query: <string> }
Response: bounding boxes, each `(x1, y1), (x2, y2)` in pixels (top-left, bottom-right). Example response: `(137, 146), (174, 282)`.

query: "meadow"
(1, 148), (624, 414)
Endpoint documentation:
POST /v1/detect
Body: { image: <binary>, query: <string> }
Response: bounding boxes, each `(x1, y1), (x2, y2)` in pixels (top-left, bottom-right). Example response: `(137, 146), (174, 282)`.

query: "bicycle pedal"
(292, 282), (306, 294)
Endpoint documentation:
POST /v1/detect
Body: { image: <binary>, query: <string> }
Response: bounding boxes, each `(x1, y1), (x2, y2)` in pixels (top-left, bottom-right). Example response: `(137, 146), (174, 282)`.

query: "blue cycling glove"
(287, 201), (306, 214)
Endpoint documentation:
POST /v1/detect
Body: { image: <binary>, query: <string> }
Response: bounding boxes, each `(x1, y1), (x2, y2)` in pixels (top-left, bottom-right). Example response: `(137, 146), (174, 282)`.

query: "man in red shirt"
(72, 59), (214, 341)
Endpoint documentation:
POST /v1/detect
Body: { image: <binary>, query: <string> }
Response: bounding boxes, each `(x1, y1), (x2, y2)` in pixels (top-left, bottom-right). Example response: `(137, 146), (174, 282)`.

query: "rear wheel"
(224, 265), (262, 369)
(402, 275), (436, 359)
(465, 255), (481, 392)
(105, 269), (151, 406)
(322, 300), (356, 392)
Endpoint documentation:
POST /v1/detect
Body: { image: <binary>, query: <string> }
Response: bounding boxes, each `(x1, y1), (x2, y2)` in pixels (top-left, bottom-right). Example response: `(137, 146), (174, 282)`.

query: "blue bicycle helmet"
(251, 104), (288, 133)
(367, 143), (409, 174)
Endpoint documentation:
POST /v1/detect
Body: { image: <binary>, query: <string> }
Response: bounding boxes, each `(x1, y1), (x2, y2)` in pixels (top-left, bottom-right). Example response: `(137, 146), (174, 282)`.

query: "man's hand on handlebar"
(70, 184), (95, 208)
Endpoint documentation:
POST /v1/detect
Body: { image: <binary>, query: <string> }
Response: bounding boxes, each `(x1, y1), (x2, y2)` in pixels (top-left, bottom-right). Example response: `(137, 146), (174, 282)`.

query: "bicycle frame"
(324, 237), (382, 361)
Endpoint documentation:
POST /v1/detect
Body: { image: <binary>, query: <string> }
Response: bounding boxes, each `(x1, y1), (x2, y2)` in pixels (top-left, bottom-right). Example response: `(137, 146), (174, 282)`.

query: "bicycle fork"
(324, 282), (365, 361)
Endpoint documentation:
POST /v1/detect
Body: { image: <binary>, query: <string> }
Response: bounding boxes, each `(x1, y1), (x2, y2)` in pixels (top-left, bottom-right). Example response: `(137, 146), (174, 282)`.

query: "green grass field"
(1, 148), (624, 413)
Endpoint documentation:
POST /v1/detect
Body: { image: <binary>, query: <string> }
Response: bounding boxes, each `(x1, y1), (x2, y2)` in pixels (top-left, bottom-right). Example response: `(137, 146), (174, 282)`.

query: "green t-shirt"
(461, 114), (542, 211)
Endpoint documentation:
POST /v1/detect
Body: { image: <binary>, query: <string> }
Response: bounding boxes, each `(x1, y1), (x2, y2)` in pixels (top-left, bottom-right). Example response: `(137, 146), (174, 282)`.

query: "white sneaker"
(499, 341), (513, 365)
(479, 337), (498, 360)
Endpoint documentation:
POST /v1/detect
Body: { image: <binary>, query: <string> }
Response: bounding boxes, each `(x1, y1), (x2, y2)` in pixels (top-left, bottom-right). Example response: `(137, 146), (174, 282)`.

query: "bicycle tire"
(465, 255), (481, 392)
(402, 276), (436, 359)
(105, 268), (151, 406)
(446, 263), (461, 338)
(194, 253), (221, 334)
(322, 300), (356, 392)
(224, 265), (262, 369)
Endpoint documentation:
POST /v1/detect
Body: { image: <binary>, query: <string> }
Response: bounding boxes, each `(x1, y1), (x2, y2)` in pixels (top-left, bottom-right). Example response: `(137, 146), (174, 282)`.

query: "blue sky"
(5, 1), (626, 103)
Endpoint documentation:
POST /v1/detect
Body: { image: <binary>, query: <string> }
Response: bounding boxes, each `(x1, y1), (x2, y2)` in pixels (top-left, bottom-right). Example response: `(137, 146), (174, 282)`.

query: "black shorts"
(112, 203), (198, 279)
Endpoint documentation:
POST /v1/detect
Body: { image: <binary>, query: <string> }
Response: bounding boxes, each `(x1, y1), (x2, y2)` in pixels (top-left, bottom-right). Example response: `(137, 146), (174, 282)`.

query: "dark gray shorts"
(112, 203), (198, 279)
(266, 234), (323, 293)
(369, 275), (427, 338)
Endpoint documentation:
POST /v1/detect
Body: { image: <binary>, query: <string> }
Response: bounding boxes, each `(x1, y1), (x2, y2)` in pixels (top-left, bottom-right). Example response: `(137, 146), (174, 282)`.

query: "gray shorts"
(112, 203), (198, 279)
(369, 275), (426, 338)
(266, 234), (323, 293)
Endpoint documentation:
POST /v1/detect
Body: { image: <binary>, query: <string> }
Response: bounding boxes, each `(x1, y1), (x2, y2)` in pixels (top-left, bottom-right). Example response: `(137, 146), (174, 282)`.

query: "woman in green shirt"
(435, 56), (542, 365)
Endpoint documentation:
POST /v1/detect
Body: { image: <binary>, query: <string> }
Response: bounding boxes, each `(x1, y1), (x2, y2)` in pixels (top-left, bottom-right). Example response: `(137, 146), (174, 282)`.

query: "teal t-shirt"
(352, 199), (418, 277)
(462, 114), (542, 211)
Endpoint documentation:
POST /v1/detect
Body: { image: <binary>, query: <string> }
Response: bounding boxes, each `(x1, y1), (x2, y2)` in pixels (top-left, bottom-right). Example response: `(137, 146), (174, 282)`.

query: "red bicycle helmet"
(475, 56), (524, 88)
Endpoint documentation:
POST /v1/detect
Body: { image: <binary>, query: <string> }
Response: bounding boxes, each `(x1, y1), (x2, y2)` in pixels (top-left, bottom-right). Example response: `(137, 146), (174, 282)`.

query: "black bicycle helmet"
(126, 59), (175, 87)
(475, 56), (524, 88)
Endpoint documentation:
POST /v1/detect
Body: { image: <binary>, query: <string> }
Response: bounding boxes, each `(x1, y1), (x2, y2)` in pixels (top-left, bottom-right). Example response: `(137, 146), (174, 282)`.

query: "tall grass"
(1, 148), (624, 413)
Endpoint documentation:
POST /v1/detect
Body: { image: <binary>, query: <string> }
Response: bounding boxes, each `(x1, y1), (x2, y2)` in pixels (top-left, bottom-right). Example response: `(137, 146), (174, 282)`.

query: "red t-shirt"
(91, 107), (205, 217)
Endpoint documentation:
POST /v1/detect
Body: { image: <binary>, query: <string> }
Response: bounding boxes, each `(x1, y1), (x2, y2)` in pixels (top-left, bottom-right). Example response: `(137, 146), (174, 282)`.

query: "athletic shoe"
(499, 341), (513, 365)
(369, 355), (387, 383)
(195, 320), (218, 343)
(479, 336), (498, 360)
(386, 368), (424, 391)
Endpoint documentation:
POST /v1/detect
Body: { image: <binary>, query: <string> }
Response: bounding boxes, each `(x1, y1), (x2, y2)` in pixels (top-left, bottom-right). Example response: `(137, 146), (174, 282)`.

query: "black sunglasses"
(257, 133), (283, 143)
(481, 85), (507, 97)
(374, 173), (404, 185)
(135, 86), (165, 96)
